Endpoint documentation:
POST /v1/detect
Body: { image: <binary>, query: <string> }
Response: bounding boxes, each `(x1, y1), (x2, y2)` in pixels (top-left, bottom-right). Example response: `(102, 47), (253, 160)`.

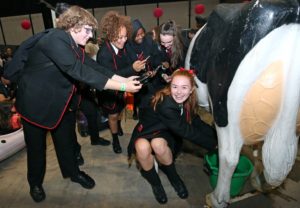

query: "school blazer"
(16, 29), (114, 129)
(131, 95), (217, 150)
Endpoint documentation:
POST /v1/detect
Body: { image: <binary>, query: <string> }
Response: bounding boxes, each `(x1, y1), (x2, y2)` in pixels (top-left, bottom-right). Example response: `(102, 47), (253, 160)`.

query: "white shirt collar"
(111, 43), (119, 55)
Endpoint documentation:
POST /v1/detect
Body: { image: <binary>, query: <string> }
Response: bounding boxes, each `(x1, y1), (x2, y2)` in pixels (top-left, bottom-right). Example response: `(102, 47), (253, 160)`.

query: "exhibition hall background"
(0, 0), (219, 46)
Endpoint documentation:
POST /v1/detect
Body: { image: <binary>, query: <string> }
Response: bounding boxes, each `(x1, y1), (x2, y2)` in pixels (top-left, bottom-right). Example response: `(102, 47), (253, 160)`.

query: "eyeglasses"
(83, 27), (94, 35)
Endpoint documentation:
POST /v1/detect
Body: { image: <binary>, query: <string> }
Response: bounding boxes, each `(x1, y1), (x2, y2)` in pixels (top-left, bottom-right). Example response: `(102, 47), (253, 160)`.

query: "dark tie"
(117, 49), (122, 56)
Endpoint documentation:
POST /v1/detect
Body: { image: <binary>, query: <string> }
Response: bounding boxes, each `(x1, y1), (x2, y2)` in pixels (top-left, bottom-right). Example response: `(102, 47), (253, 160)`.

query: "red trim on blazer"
(105, 41), (127, 71)
(17, 85), (76, 130)
(18, 45), (85, 130)
(103, 41), (126, 111)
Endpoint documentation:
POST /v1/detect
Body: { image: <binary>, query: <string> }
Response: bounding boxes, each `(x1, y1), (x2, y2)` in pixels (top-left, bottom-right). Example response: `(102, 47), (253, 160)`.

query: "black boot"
(141, 167), (168, 204)
(117, 120), (123, 136)
(112, 133), (122, 154)
(90, 136), (111, 146)
(160, 163), (188, 199)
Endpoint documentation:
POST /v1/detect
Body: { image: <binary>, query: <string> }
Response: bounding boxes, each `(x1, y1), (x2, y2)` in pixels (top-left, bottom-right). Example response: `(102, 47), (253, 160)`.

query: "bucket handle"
(203, 158), (212, 176)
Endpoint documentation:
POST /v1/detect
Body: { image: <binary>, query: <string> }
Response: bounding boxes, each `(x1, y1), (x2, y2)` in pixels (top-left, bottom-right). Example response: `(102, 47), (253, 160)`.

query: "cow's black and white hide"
(185, 0), (300, 207)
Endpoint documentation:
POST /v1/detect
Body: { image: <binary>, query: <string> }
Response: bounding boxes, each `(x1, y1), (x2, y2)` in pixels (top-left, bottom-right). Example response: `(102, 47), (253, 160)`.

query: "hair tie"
(179, 67), (195, 75)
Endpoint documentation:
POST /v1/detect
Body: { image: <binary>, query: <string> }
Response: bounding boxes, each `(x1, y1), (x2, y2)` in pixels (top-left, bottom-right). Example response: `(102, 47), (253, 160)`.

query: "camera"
(135, 65), (165, 85)
(136, 71), (152, 84)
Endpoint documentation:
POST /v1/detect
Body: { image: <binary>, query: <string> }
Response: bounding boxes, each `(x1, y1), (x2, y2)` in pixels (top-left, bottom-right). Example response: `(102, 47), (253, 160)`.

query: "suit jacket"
(16, 28), (114, 129)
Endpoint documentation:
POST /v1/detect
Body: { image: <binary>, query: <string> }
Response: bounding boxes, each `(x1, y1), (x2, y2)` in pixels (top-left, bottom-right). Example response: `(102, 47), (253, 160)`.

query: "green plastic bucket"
(204, 151), (254, 197)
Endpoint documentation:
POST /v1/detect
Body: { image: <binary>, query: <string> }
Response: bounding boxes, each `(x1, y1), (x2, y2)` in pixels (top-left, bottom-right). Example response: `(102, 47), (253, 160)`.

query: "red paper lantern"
(194, 4), (205, 15)
(21, 19), (31, 30)
(153, 7), (163, 18)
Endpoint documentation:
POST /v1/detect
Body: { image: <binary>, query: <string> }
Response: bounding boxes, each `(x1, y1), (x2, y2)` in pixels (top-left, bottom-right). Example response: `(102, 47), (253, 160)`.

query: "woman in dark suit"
(97, 11), (146, 154)
(128, 69), (217, 204)
(15, 6), (141, 203)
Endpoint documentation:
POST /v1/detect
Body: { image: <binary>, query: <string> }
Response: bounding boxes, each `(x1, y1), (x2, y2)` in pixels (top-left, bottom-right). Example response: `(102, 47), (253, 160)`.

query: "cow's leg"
(206, 126), (244, 208)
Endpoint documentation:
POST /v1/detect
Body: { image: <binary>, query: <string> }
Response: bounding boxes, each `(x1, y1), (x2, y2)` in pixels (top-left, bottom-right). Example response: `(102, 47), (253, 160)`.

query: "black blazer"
(129, 96), (217, 151)
(96, 41), (137, 113)
(16, 29), (114, 129)
(126, 35), (162, 70)
(97, 41), (136, 77)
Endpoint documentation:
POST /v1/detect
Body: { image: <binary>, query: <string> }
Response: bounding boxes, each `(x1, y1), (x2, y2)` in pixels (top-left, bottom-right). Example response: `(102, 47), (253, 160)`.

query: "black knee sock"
(160, 163), (181, 182)
(117, 120), (122, 129)
(112, 133), (119, 144)
(141, 166), (162, 186)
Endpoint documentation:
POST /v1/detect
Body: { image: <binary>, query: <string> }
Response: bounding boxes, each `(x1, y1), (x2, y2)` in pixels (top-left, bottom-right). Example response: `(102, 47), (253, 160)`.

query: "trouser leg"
(51, 111), (79, 178)
(80, 98), (99, 141)
(22, 119), (47, 187)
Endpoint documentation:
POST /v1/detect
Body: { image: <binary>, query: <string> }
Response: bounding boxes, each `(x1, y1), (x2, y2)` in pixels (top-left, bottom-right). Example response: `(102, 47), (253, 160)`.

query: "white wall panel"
(30, 13), (45, 34)
(0, 25), (4, 45)
(0, 1), (220, 46)
(126, 3), (158, 32)
(159, 2), (189, 29)
(1, 15), (33, 45)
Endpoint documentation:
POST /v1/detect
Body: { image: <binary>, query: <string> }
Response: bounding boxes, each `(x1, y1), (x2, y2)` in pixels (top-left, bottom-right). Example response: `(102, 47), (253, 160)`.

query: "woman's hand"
(132, 60), (146, 72)
(149, 70), (156, 78)
(161, 61), (170, 69)
(126, 75), (139, 81)
(161, 73), (171, 83)
(125, 79), (142, 93)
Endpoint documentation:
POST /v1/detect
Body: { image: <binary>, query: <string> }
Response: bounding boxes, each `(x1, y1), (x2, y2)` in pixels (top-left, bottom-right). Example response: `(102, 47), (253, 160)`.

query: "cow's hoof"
(205, 193), (213, 207)
(251, 170), (264, 192)
(251, 169), (275, 193)
(205, 192), (229, 208)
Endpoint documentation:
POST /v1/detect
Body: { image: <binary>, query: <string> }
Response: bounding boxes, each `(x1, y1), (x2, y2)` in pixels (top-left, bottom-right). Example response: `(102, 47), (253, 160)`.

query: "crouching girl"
(128, 68), (217, 204)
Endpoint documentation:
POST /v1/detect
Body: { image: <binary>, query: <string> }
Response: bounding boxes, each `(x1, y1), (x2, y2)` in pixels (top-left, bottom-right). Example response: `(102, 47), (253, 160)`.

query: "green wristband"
(120, 83), (126, 91)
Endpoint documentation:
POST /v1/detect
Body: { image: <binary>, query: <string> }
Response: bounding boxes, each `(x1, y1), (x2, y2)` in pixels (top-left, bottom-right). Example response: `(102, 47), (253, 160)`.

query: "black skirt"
(98, 90), (126, 114)
(127, 125), (176, 159)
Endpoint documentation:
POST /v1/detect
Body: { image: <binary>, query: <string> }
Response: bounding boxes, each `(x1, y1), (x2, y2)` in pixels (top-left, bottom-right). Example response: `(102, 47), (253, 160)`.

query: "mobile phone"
(144, 55), (150, 61)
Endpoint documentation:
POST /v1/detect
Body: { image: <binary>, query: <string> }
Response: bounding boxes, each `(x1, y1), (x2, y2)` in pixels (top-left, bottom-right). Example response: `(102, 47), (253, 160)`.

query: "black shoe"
(80, 131), (89, 137)
(30, 185), (46, 203)
(91, 137), (111, 146)
(170, 178), (188, 199)
(151, 184), (168, 204)
(71, 171), (95, 189)
(112, 142), (122, 154)
(76, 152), (84, 166)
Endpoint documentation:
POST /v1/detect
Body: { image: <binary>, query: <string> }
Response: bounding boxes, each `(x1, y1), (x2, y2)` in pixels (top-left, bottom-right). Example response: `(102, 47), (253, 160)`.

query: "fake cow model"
(185, 0), (300, 207)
